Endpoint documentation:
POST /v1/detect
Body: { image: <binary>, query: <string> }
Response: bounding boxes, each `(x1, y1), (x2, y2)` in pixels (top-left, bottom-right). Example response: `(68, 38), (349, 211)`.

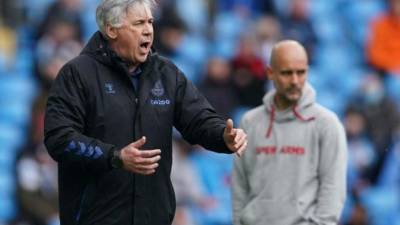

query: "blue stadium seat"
(189, 150), (233, 225)
(12, 48), (34, 76)
(0, 124), (25, 151)
(359, 186), (399, 225)
(314, 45), (358, 74)
(22, 0), (56, 26)
(82, 0), (99, 42)
(331, 67), (365, 100)
(214, 12), (244, 41)
(177, 35), (209, 73)
(0, 193), (16, 222)
(0, 171), (15, 194)
(170, 56), (199, 84)
(0, 76), (37, 103)
(341, 0), (385, 46)
(307, 67), (329, 92)
(176, 0), (208, 35)
(210, 38), (238, 59)
(231, 106), (251, 127)
(0, 101), (32, 127)
(0, 148), (15, 171)
(16, 26), (35, 49)
(0, 54), (7, 75)
(316, 89), (346, 116)
(309, 0), (337, 20)
(313, 17), (345, 45)
(384, 75), (400, 106)
(340, 194), (355, 225)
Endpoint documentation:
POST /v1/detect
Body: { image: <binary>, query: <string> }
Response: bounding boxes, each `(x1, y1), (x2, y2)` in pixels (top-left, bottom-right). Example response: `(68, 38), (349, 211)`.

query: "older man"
(44, 0), (247, 224)
(232, 40), (347, 225)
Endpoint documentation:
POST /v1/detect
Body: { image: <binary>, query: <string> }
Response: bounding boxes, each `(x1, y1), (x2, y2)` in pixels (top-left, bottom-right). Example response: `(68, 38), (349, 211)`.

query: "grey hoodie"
(232, 83), (347, 225)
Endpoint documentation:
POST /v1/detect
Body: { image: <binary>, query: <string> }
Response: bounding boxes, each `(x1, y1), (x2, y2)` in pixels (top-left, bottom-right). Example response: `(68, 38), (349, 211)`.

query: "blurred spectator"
(0, 0), (23, 27)
(350, 73), (400, 183)
(216, 0), (276, 15)
(14, 92), (59, 225)
(345, 201), (370, 225)
(0, 24), (16, 67)
(253, 0), (277, 15)
(254, 15), (281, 65)
(344, 106), (376, 192)
(35, 18), (82, 90)
(280, 0), (317, 63)
(36, 0), (83, 41)
(190, 147), (233, 225)
(366, 0), (400, 74)
(171, 138), (215, 225)
(175, 0), (209, 35)
(153, 6), (186, 57)
(231, 34), (267, 107)
(199, 57), (238, 119)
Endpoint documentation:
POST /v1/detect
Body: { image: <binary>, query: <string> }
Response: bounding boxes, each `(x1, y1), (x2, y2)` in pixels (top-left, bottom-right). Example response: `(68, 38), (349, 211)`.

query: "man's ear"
(105, 24), (118, 39)
(266, 66), (274, 80)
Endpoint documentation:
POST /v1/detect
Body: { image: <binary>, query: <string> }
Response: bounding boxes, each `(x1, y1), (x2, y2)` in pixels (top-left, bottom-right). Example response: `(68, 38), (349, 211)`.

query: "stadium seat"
(384, 75), (400, 106)
(359, 186), (399, 225)
(341, 0), (385, 46)
(189, 150), (233, 225)
(176, 0), (208, 35)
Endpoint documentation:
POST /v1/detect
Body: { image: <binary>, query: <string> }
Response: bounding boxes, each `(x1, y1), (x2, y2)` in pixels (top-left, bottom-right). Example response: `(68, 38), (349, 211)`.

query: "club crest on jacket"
(151, 80), (164, 97)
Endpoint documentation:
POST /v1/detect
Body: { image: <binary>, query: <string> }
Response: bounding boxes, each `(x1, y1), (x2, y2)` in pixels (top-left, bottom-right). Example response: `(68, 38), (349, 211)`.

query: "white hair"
(96, 0), (156, 35)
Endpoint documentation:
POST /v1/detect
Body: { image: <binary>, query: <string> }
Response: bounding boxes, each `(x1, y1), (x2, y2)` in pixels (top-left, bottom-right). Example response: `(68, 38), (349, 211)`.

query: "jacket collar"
(81, 31), (160, 107)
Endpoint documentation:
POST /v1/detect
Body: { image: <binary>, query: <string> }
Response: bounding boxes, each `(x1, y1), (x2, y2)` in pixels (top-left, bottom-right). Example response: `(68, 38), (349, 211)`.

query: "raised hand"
(120, 136), (161, 175)
(223, 119), (247, 157)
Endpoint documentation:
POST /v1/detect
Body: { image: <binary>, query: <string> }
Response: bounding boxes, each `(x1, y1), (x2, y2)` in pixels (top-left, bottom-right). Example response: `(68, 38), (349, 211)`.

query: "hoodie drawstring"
(266, 105), (275, 138)
(266, 105), (315, 139)
(292, 105), (315, 122)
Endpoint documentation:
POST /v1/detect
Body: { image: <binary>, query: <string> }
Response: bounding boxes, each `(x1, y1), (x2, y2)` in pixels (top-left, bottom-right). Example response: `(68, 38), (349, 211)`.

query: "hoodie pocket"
(239, 198), (302, 225)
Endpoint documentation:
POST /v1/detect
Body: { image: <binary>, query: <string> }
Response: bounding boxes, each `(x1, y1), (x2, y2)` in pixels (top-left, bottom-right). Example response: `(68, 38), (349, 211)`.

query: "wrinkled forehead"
(272, 46), (308, 68)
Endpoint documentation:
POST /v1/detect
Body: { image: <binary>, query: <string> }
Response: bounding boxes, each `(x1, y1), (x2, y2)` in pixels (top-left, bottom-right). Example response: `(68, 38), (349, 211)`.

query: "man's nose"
(291, 74), (299, 84)
(143, 23), (153, 35)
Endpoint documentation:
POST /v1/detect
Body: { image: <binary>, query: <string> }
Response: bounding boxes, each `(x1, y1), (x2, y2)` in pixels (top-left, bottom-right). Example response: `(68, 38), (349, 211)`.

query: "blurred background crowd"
(0, 0), (400, 224)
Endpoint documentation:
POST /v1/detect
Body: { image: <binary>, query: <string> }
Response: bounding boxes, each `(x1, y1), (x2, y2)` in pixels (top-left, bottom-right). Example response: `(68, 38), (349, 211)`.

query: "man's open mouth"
(140, 41), (151, 50)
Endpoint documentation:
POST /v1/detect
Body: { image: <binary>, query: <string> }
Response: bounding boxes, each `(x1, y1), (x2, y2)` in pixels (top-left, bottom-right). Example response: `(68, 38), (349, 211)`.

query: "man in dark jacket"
(44, 0), (247, 225)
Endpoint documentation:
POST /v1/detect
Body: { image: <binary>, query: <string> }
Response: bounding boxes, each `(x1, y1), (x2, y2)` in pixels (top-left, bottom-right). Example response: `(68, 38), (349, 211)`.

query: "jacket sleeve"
(311, 114), (347, 225)
(44, 63), (116, 174)
(173, 69), (231, 153)
(232, 116), (251, 225)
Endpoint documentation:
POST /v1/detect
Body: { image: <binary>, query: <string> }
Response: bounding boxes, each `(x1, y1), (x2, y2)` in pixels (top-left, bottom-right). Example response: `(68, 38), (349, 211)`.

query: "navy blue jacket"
(44, 32), (231, 225)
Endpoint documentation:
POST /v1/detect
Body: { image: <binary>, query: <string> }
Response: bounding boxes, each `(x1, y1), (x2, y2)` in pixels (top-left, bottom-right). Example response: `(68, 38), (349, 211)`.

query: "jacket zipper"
(75, 186), (88, 224)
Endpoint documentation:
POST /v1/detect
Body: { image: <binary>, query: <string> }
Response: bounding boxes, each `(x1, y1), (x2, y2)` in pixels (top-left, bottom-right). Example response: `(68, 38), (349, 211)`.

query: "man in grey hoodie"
(232, 40), (347, 225)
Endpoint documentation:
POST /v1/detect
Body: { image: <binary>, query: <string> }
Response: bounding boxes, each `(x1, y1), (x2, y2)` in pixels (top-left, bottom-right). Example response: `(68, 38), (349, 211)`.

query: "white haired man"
(44, 1), (247, 224)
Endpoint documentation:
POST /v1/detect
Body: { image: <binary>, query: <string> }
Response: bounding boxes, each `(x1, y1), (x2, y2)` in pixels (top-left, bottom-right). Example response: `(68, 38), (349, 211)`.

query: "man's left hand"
(223, 119), (247, 157)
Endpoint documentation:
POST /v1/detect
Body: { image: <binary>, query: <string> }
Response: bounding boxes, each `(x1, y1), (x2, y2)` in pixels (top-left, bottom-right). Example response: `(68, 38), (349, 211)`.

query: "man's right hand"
(120, 136), (161, 175)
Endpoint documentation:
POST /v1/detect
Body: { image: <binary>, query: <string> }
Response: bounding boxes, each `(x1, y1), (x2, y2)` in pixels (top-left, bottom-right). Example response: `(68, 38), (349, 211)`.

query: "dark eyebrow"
(280, 70), (293, 74)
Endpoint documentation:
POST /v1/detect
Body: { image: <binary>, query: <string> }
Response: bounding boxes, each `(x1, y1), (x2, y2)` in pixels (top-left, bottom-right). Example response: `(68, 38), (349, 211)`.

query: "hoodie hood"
(80, 31), (117, 67)
(263, 82), (316, 137)
(80, 31), (156, 74)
